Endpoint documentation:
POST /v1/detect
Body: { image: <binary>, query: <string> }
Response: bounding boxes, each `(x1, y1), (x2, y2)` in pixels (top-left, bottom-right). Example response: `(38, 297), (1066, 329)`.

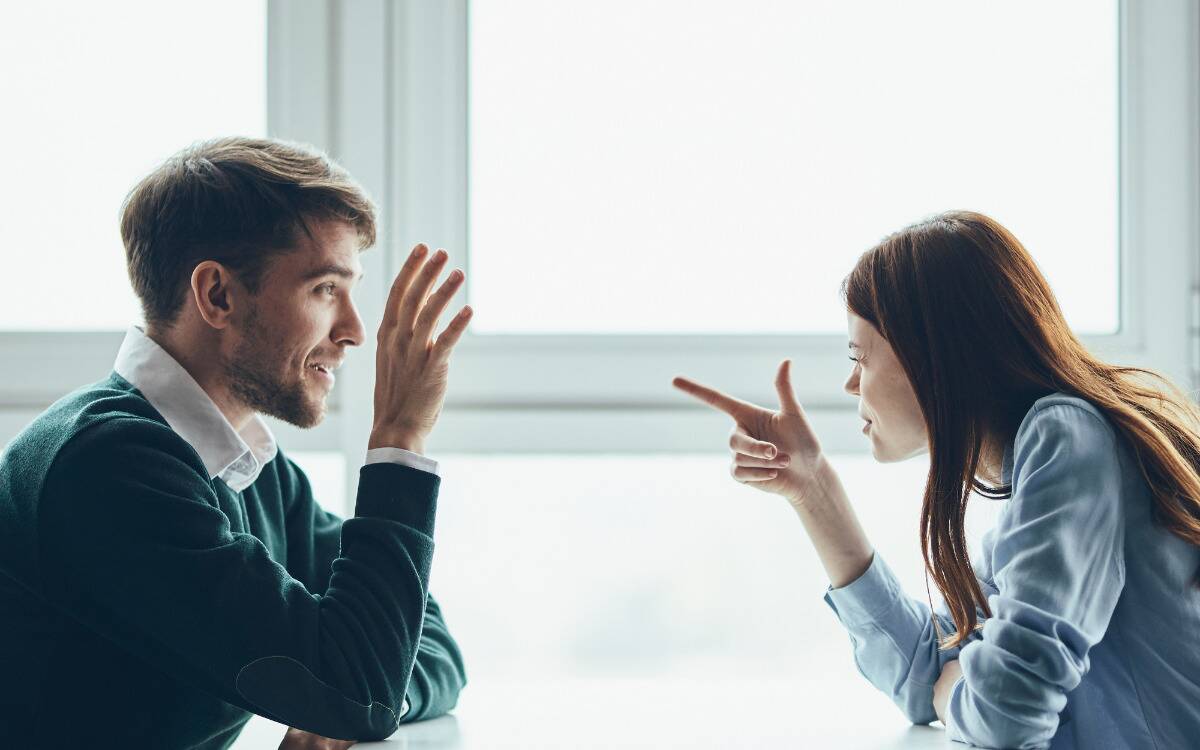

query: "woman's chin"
(875, 441), (930, 464)
(868, 435), (909, 464)
(870, 445), (899, 463)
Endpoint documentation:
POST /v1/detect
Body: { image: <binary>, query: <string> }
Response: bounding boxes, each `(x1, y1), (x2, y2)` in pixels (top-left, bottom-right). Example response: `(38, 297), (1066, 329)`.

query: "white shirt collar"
(113, 325), (278, 492)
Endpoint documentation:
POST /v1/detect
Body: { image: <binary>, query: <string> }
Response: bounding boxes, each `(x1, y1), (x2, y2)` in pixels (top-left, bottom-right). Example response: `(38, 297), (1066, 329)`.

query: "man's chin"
(291, 401), (327, 429)
(260, 397), (327, 430)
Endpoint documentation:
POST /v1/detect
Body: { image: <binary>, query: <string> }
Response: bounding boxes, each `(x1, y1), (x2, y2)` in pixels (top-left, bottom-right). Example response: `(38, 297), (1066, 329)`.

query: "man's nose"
(336, 302), (366, 347)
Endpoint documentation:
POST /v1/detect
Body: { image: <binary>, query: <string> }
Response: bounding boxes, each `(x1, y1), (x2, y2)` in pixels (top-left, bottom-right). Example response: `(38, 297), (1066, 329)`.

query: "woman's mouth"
(862, 419), (872, 434)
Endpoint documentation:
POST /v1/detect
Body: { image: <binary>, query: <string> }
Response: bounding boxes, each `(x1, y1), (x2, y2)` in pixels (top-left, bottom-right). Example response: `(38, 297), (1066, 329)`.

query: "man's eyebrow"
(301, 264), (364, 282)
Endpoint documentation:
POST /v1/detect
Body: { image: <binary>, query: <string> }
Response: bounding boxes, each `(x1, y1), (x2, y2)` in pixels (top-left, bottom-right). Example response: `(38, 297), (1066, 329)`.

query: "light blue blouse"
(824, 393), (1200, 749)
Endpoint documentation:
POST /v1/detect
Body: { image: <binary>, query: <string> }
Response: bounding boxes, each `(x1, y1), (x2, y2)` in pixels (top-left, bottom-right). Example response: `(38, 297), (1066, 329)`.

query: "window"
(383, 0), (1194, 422)
(0, 1), (267, 331)
(0, 0), (314, 470)
(469, 0), (1119, 335)
(7, 1), (1193, 450)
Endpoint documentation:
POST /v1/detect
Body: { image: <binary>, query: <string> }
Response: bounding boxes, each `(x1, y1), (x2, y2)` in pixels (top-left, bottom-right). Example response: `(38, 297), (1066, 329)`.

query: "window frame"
(1, 0), (1197, 460)
(379, 0), (1200, 453)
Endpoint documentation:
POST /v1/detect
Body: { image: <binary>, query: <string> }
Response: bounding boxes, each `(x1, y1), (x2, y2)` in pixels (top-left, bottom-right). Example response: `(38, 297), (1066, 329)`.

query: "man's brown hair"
(120, 136), (377, 328)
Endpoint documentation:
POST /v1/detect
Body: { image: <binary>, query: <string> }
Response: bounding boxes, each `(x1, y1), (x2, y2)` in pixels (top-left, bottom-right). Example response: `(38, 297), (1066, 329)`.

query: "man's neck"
(144, 324), (255, 432)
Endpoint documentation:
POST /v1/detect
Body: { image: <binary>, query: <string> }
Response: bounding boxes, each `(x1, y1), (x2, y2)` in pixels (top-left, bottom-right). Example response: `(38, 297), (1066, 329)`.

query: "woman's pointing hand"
(673, 360), (831, 509)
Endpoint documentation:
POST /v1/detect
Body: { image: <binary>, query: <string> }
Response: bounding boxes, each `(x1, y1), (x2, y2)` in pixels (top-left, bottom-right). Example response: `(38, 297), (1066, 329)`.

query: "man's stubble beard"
(223, 307), (325, 429)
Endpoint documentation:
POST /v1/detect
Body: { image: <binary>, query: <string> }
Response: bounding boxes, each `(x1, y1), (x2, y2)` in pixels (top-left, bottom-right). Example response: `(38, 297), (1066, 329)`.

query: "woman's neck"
(976, 435), (1008, 485)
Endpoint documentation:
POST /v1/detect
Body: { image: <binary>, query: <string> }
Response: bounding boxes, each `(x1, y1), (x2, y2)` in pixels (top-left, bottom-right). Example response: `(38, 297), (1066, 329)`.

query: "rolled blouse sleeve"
(824, 549), (994, 725)
(947, 402), (1127, 748)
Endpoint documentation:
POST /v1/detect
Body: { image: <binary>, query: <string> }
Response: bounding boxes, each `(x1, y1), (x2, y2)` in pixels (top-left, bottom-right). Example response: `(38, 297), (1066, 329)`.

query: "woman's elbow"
(890, 680), (939, 726)
(953, 707), (1057, 750)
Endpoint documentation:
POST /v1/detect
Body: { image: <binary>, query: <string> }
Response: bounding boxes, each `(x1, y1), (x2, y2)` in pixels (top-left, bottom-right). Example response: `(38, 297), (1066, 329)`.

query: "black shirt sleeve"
(277, 452), (467, 722)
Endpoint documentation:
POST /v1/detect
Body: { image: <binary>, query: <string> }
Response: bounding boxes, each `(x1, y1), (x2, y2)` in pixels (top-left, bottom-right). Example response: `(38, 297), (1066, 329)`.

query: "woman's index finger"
(672, 376), (756, 420)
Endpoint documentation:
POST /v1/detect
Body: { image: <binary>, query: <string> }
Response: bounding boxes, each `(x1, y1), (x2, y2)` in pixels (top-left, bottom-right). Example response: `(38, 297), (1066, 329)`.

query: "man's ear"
(189, 261), (242, 330)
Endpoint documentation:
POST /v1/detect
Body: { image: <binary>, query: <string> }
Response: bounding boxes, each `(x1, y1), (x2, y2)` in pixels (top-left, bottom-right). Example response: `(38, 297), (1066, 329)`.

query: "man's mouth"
(307, 361), (340, 386)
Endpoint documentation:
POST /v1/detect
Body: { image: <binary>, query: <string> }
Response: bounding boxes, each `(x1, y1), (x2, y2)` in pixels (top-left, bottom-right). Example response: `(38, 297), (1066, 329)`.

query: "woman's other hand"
(933, 659), (963, 725)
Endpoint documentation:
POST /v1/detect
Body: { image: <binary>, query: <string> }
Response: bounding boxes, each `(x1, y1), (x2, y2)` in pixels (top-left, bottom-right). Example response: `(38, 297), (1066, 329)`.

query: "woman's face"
(844, 312), (928, 462)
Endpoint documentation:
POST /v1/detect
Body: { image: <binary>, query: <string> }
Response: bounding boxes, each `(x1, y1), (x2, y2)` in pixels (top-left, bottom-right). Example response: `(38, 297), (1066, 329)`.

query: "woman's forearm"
(790, 458), (875, 588)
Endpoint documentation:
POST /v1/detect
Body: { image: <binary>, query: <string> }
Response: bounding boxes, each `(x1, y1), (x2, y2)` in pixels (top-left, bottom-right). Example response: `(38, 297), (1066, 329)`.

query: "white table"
(357, 678), (956, 749)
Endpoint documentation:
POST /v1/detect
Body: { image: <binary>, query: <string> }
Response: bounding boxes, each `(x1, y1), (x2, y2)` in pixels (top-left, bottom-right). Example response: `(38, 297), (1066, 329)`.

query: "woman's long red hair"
(843, 210), (1200, 648)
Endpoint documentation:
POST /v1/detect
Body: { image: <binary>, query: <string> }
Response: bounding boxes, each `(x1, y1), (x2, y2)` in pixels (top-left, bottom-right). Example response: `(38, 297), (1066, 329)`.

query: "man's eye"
(318, 283), (336, 295)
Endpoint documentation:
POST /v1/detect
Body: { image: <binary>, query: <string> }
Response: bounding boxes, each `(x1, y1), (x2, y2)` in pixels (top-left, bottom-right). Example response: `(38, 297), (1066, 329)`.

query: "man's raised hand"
(370, 244), (473, 454)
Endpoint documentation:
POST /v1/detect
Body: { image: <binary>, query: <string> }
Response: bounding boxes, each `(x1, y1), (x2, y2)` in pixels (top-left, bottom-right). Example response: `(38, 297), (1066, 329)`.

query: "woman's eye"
(848, 356), (860, 363)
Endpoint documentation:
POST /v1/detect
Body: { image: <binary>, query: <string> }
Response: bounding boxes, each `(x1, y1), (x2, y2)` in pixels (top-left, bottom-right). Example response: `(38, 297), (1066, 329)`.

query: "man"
(0, 137), (471, 748)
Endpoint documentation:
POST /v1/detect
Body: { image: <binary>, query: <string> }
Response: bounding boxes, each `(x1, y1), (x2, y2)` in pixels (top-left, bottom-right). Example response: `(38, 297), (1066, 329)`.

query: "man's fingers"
(733, 451), (790, 469)
(397, 248), (449, 330)
(672, 376), (756, 420)
(432, 305), (474, 355)
(731, 465), (779, 483)
(775, 359), (802, 415)
(278, 728), (355, 750)
(413, 268), (465, 342)
(381, 244), (429, 331)
(729, 429), (778, 459)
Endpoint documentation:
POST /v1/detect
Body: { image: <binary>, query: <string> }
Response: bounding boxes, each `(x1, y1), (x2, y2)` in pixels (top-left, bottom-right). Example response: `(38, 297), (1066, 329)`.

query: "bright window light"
(431, 453), (1004, 682)
(0, 1), (267, 331)
(287, 451), (348, 518)
(469, 0), (1118, 334)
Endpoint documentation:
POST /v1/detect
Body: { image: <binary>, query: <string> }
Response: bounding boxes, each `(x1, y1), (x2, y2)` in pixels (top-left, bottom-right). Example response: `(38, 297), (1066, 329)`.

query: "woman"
(674, 211), (1200, 749)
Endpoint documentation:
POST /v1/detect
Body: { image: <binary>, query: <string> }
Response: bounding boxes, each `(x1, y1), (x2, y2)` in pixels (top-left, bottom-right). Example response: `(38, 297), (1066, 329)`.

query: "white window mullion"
(1111, 0), (1199, 391)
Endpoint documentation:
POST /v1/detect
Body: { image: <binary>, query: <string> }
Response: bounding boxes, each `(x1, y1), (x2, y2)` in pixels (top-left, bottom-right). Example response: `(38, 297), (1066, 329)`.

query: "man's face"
(223, 220), (366, 428)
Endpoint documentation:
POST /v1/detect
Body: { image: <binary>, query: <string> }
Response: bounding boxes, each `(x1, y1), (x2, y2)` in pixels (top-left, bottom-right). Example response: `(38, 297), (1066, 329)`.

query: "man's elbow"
(441, 660), (468, 714)
(443, 647), (468, 710)
(398, 658), (468, 723)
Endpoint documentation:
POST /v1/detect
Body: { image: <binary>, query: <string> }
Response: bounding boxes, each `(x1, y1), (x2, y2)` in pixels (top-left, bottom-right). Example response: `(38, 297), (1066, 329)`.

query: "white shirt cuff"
(364, 447), (440, 476)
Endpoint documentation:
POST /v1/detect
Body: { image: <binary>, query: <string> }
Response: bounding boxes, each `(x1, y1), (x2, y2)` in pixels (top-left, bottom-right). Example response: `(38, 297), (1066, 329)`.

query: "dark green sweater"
(0, 372), (466, 749)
